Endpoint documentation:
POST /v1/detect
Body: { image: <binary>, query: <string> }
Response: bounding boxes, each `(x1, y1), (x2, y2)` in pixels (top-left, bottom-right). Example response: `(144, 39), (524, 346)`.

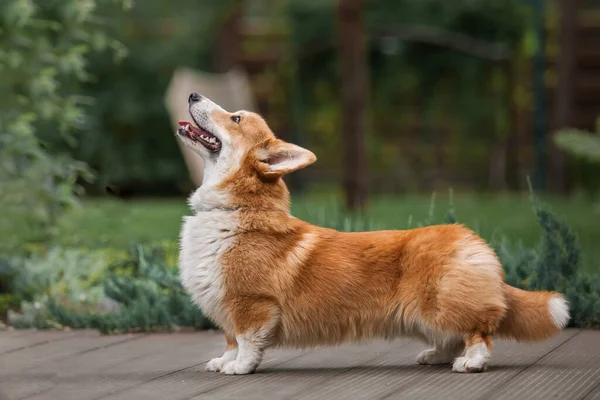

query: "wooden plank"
(192, 340), (411, 400)
(3, 329), (38, 338)
(294, 330), (579, 400)
(1, 332), (140, 399)
(5, 333), (212, 400)
(0, 330), (84, 355)
(486, 330), (600, 400)
(10, 332), (224, 400)
(584, 383), (600, 399)
(1, 328), (598, 400)
(0, 331), (138, 375)
(94, 345), (314, 400)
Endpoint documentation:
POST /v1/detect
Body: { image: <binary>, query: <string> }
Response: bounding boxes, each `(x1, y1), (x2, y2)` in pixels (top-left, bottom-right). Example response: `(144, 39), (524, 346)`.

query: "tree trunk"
(549, 0), (578, 193)
(532, 0), (547, 191)
(337, 0), (369, 211)
(505, 60), (520, 191)
(213, 3), (243, 73)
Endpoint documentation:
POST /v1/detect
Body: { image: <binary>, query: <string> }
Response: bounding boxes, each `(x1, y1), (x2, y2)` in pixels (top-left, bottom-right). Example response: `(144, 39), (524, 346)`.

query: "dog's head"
(177, 93), (316, 210)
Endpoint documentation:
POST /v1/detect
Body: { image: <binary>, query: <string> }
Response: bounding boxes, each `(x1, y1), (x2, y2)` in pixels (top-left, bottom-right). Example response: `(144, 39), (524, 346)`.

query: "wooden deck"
(2, 328), (600, 399)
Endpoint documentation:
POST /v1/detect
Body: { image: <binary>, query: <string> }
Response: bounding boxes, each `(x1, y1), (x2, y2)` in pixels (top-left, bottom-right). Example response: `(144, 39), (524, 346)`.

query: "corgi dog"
(176, 92), (570, 375)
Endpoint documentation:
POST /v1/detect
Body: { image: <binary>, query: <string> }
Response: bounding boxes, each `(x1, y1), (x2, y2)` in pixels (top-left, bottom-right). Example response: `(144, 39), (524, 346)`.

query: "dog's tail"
(496, 283), (569, 342)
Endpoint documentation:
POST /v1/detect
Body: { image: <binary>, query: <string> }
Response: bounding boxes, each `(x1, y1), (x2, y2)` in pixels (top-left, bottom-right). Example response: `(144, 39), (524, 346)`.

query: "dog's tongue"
(178, 121), (201, 134)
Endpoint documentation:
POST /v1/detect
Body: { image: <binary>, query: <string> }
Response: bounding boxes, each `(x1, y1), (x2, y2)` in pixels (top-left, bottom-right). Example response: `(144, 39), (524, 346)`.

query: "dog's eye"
(231, 115), (241, 124)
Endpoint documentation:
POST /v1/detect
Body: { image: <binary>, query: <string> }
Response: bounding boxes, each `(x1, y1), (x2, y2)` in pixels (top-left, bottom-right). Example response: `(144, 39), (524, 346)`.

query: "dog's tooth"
(209, 137), (216, 143)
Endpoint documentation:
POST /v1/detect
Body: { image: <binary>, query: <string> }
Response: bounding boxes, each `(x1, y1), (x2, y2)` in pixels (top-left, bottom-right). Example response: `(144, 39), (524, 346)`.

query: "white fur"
(178, 96), (248, 329)
(179, 95), (259, 373)
(416, 341), (463, 365)
(179, 208), (239, 331)
(206, 349), (238, 372)
(285, 232), (318, 266)
(220, 307), (281, 375)
(457, 237), (504, 280)
(452, 343), (490, 373)
(549, 296), (570, 329)
(178, 95), (246, 213)
(417, 348), (452, 365)
(221, 335), (264, 375)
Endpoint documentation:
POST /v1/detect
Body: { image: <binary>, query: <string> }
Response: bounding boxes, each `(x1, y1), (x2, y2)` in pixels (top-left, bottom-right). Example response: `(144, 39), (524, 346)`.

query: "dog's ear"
(255, 139), (316, 180)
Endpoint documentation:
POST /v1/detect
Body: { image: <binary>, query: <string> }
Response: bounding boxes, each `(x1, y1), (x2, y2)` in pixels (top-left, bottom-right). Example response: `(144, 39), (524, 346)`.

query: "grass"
(55, 191), (599, 273)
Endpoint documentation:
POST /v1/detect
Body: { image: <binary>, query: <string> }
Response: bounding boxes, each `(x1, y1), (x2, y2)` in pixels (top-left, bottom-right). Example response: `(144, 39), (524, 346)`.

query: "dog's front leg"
(206, 332), (238, 372)
(220, 298), (280, 375)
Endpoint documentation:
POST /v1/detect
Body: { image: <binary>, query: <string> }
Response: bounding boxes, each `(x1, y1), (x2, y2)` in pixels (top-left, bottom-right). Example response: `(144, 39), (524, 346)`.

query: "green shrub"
(0, 0), (130, 250)
(6, 244), (212, 333)
(2, 246), (117, 327)
(496, 199), (600, 327)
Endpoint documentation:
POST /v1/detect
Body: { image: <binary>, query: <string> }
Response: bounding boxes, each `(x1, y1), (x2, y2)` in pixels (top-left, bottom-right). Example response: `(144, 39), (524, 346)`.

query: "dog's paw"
(416, 348), (454, 365)
(452, 356), (487, 373)
(220, 361), (256, 375)
(206, 357), (227, 372)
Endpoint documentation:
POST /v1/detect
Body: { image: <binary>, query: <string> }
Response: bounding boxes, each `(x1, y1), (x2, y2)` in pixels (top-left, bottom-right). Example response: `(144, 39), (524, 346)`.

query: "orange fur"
(497, 285), (567, 342)
(177, 94), (570, 375)
(225, 333), (237, 352)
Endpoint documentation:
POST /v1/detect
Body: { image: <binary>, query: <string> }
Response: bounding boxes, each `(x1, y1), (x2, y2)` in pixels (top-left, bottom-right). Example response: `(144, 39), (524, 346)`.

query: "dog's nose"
(188, 92), (202, 103)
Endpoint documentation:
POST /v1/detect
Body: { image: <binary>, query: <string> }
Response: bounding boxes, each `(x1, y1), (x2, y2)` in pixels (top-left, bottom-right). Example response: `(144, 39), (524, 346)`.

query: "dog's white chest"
(179, 210), (239, 328)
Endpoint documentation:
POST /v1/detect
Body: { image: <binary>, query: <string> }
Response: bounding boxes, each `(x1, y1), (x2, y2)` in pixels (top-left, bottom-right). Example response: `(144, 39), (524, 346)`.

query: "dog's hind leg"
(416, 338), (465, 365)
(452, 332), (492, 373)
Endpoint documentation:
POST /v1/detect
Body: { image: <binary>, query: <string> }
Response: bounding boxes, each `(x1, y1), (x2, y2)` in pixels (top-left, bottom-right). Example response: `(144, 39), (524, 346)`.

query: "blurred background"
(1, 0), (600, 330)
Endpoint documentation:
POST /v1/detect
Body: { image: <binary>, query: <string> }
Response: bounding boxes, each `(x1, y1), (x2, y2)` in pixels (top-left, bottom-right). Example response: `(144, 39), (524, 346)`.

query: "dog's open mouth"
(177, 121), (222, 153)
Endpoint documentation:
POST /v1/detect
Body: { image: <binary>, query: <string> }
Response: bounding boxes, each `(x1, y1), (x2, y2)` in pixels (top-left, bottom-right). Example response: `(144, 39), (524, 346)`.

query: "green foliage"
(497, 199), (600, 328)
(1, 246), (122, 325)
(69, 0), (233, 194)
(285, 0), (531, 181)
(0, 257), (26, 318)
(30, 0), (534, 194)
(4, 193), (599, 332)
(0, 0), (130, 250)
(6, 243), (212, 333)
